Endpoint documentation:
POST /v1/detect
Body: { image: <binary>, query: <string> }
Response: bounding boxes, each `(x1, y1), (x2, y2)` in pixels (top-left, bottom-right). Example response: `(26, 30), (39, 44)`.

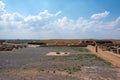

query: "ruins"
(46, 52), (70, 56)
(0, 40), (27, 51)
(0, 39), (120, 67)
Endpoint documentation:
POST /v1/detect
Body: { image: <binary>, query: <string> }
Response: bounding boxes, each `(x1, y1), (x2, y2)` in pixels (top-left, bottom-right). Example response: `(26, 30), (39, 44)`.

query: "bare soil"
(0, 47), (120, 80)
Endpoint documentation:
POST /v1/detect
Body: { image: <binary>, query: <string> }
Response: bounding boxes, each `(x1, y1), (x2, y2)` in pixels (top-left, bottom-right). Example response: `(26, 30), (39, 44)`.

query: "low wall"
(87, 45), (97, 53)
(28, 45), (40, 48)
(87, 45), (120, 67)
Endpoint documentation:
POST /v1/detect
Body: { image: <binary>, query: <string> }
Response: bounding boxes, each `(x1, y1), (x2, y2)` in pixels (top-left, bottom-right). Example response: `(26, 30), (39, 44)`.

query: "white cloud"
(0, 0), (120, 39)
(0, 1), (6, 14)
(0, 1), (5, 9)
(55, 11), (62, 16)
(38, 10), (53, 18)
(91, 11), (110, 19)
(0, 13), (24, 22)
(24, 10), (53, 22)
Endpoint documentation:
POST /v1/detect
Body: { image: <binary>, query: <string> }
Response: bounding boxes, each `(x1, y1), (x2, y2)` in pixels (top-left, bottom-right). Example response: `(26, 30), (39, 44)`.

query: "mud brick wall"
(117, 48), (120, 54)
(87, 45), (98, 53)
(87, 45), (120, 67)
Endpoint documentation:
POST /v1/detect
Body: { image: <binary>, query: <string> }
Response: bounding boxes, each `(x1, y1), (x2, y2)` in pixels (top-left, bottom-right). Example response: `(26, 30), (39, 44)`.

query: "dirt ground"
(0, 47), (120, 80)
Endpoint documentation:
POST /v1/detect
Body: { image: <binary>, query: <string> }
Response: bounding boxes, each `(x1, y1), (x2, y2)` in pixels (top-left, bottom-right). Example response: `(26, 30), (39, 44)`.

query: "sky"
(0, 0), (120, 39)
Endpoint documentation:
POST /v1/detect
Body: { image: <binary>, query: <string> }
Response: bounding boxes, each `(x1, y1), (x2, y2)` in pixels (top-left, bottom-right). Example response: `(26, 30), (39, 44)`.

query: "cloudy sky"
(0, 0), (120, 39)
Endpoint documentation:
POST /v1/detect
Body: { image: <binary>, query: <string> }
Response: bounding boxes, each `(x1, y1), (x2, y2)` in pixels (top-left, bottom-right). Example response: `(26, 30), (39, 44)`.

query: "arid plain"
(0, 47), (120, 80)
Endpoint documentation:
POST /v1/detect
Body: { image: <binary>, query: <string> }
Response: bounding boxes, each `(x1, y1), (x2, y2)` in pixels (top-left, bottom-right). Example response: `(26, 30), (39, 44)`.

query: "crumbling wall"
(87, 45), (97, 53)
(87, 45), (120, 67)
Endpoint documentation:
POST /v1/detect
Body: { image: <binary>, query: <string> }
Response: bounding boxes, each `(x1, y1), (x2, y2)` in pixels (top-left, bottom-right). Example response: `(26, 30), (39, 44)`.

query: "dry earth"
(0, 47), (120, 80)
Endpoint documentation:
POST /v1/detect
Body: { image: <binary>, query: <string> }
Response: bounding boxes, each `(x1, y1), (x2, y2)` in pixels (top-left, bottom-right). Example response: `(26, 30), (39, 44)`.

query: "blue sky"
(4, 0), (120, 19)
(0, 0), (120, 39)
